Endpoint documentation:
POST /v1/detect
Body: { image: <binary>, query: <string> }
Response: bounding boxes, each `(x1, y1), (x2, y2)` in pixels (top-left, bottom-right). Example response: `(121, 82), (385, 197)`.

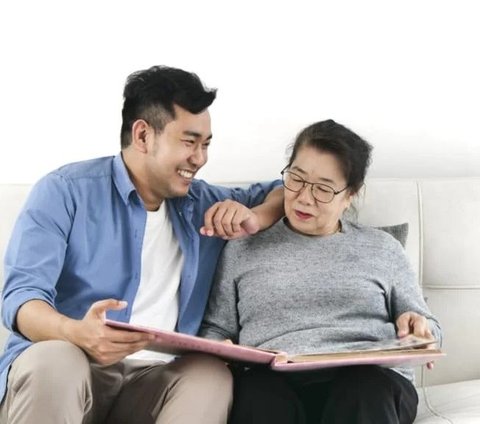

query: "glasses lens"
(312, 184), (335, 203)
(283, 172), (304, 191)
(282, 170), (336, 203)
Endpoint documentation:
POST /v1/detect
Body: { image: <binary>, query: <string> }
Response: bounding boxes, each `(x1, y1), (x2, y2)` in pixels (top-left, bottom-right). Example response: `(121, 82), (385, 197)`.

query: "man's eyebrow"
(183, 130), (213, 141)
(290, 165), (336, 185)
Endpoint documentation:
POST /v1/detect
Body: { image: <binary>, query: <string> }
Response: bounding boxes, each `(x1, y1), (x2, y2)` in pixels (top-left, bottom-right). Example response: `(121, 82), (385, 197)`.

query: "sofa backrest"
(1, 179), (480, 387)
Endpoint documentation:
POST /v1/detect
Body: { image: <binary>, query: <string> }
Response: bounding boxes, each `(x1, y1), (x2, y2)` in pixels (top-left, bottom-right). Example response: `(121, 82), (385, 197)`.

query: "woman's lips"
(295, 210), (313, 220)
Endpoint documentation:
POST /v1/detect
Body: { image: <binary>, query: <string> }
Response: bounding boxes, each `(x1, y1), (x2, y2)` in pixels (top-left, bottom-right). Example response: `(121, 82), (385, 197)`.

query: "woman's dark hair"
(287, 119), (373, 194)
(120, 65), (217, 148)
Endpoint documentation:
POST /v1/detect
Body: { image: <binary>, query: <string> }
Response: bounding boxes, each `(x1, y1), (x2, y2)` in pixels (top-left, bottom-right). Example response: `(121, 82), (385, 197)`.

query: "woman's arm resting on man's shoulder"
(201, 186), (284, 239)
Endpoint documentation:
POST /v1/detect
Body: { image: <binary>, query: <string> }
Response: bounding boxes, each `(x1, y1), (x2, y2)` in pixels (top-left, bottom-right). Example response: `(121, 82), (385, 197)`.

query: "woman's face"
(284, 145), (353, 236)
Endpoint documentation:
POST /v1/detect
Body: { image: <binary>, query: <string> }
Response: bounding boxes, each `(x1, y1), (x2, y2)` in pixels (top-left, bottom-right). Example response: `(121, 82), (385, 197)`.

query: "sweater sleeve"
(199, 241), (242, 343)
(388, 242), (443, 345)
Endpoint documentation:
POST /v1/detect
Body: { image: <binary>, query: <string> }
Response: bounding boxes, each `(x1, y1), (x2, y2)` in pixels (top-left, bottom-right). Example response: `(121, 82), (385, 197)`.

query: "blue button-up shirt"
(0, 154), (279, 402)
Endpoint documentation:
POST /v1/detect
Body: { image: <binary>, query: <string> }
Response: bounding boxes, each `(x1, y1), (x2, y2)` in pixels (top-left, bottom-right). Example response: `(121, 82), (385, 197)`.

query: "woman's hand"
(396, 311), (433, 339)
(396, 311), (436, 369)
(200, 200), (260, 239)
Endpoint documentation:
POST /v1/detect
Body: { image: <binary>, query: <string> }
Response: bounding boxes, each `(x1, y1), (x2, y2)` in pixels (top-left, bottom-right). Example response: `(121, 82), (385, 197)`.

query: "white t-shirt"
(127, 202), (184, 362)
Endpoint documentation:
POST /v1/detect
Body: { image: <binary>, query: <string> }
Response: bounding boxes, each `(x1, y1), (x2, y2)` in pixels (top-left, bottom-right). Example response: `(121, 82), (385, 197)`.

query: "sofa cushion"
(377, 223), (409, 248)
(415, 379), (480, 423)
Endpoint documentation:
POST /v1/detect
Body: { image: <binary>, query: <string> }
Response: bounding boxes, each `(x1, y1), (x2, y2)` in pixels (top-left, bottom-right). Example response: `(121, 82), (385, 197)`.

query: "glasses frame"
(281, 167), (349, 204)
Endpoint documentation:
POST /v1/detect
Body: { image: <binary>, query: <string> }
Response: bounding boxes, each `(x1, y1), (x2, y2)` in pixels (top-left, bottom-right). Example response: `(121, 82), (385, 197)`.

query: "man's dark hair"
(287, 119), (373, 194)
(120, 65), (217, 148)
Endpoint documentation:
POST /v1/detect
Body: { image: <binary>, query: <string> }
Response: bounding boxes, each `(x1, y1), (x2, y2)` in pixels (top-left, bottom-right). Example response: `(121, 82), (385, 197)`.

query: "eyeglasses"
(281, 167), (348, 203)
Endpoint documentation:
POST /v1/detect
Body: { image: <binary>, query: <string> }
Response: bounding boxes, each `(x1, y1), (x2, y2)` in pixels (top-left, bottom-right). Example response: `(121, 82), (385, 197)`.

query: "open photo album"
(105, 319), (444, 372)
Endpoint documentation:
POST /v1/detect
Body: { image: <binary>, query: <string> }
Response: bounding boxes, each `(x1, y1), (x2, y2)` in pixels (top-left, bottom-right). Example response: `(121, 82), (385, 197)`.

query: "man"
(0, 66), (283, 423)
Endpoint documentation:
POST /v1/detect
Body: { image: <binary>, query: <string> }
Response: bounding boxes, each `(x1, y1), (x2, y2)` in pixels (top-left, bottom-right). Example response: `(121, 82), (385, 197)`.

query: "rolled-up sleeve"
(2, 173), (74, 332)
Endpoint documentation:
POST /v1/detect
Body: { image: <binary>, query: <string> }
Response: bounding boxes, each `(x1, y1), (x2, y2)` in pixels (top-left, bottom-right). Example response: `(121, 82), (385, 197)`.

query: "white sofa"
(1, 179), (480, 423)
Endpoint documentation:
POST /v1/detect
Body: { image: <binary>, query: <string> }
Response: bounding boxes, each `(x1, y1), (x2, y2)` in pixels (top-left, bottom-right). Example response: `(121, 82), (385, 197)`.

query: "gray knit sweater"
(200, 218), (442, 382)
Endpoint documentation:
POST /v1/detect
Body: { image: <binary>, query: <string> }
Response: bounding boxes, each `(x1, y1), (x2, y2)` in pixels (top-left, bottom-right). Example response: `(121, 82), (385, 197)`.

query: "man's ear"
(131, 119), (152, 153)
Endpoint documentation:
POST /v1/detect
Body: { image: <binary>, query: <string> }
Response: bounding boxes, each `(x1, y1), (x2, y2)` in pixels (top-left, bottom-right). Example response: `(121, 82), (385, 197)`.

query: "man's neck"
(121, 150), (164, 211)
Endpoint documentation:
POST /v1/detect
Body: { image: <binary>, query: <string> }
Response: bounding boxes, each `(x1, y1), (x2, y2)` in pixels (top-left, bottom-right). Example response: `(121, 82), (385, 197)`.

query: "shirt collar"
(112, 153), (137, 205)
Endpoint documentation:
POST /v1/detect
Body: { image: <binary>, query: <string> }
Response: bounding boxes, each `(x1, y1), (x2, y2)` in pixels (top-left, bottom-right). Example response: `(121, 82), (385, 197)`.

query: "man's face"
(145, 104), (212, 201)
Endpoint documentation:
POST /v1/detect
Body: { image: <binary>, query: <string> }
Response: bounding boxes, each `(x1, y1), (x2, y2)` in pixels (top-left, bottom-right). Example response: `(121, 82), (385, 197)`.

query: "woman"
(200, 119), (441, 424)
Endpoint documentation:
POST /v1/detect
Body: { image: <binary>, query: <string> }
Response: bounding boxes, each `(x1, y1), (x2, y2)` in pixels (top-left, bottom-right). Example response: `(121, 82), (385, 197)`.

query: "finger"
(212, 206), (229, 238)
(216, 206), (238, 237)
(199, 226), (211, 236)
(396, 313), (412, 337)
(229, 210), (244, 236)
(108, 338), (153, 353)
(88, 299), (128, 321)
(417, 325), (432, 339)
(202, 203), (220, 237)
(223, 206), (255, 239)
(106, 328), (155, 344)
(92, 340), (152, 365)
(423, 327), (434, 342)
(200, 224), (245, 239)
(229, 205), (253, 235)
(411, 316), (430, 338)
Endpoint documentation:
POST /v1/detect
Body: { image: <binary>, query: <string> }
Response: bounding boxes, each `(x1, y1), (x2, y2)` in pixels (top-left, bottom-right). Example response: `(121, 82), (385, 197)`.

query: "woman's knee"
(335, 366), (411, 394)
(230, 368), (305, 424)
(327, 366), (417, 410)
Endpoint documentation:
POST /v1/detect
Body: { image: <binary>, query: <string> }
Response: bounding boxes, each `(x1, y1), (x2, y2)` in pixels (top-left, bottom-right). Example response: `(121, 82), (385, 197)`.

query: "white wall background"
(0, 0), (478, 185)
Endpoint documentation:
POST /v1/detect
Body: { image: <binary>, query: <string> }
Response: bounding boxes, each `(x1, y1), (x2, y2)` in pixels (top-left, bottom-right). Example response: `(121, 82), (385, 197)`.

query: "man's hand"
(63, 299), (154, 366)
(396, 311), (436, 369)
(200, 200), (260, 240)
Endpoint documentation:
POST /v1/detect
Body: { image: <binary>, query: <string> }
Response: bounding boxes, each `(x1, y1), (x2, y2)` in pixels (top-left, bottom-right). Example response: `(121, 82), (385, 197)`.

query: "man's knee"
(1, 341), (92, 423)
(172, 353), (233, 390)
(10, 340), (91, 391)
(145, 354), (233, 423)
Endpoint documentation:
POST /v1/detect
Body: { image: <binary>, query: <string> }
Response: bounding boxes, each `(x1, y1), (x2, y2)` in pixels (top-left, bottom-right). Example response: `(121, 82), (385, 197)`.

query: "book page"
(335, 334), (437, 352)
(272, 348), (445, 371)
(288, 334), (437, 359)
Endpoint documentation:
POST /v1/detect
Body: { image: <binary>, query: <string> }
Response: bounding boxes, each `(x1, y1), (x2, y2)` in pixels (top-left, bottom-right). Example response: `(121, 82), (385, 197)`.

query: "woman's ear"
(342, 188), (354, 211)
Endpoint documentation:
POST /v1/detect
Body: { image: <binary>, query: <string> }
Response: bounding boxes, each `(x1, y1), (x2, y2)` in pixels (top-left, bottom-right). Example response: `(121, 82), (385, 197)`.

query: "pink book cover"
(105, 319), (444, 371)
(105, 319), (275, 364)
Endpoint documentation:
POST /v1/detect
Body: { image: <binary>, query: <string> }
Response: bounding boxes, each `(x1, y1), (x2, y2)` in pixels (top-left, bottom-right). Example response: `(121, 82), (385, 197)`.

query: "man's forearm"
(16, 299), (74, 343)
